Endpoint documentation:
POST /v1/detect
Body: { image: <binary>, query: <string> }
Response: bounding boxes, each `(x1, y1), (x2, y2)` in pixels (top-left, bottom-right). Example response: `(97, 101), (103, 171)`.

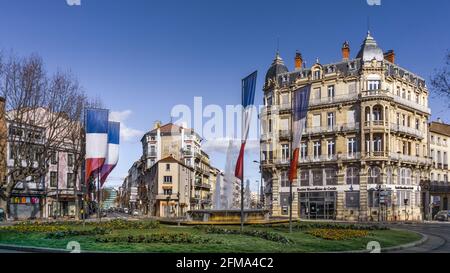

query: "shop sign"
(298, 187), (338, 192)
(10, 197), (40, 204)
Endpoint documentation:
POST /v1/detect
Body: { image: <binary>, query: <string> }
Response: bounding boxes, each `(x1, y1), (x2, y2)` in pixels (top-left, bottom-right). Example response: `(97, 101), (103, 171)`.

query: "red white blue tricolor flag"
(100, 121), (120, 186)
(85, 108), (109, 184)
(289, 85), (311, 182)
(235, 71), (257, 181)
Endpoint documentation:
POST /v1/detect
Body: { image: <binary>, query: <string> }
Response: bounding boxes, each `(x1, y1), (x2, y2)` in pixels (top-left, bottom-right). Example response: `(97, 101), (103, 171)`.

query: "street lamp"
(253, 160), (264, 209)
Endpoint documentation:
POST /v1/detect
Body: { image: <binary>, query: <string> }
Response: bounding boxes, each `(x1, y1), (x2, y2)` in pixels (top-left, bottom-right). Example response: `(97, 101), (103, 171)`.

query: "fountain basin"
(186, 209), (270, 223)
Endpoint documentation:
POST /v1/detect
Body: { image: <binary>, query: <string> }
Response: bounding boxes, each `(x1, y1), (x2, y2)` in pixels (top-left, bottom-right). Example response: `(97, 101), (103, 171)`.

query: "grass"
(0, 221), (421, 253)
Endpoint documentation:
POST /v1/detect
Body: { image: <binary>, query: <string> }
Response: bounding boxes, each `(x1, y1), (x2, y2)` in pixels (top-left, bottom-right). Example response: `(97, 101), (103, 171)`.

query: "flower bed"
(275, 222), (389, 231)
(306, 229), (369, 240)
(45, 227), (110, 239)
(200, 226), (291, 244)
(95, 232), (220, 244)
(0, 223), (70, 233)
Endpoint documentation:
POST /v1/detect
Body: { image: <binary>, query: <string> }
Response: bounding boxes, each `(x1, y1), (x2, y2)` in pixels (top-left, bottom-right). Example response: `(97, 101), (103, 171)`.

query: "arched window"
(346, 167), (360, 185)
(386, 167), (393, 184)
(399, 168), (412, 185)
(368, 167), (381, 184)
(372, 105), (383, 122)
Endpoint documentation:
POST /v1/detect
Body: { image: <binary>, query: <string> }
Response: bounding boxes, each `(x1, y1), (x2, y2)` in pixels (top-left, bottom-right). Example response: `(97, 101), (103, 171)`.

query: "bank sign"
(297, 185), (359, 192)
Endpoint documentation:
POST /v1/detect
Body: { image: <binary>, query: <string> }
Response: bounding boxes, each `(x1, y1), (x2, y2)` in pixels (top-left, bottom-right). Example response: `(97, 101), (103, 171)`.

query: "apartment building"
(260, 32), (431, 222)
(5, 108), (82, 219)
(145, 156), (194, 217)
(141, 122), (214, 210)
(428, 120), (450, 217)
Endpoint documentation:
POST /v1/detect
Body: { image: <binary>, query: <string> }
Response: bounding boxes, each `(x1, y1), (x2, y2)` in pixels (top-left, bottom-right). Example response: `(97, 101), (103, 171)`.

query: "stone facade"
(261, 32), (431, 222)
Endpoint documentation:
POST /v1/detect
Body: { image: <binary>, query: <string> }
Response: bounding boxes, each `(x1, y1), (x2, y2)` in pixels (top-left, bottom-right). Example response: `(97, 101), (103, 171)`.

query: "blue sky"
(1, 0), (449, 191)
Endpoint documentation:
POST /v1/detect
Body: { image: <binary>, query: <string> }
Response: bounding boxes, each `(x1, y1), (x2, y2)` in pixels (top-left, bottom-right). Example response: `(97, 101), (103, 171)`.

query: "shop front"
(9, 195), (43, 220)
(299, 189), (337, 220)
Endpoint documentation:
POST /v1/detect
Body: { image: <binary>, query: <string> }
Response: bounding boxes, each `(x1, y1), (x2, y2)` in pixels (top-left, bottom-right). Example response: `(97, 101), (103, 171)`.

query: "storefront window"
(368, 167), (381, 184)
(300, 171), (309, 186)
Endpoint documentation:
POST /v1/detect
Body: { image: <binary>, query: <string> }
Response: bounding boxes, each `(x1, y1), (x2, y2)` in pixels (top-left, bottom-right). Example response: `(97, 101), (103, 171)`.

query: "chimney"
(295, 51), (303, 70)
(153, 120), (162, 129)
(342, 41), (350, 61)
(384, 50), (395, 63)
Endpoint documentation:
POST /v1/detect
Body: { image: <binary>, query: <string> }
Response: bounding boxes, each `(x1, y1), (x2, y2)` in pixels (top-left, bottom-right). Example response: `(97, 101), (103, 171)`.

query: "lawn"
(0, 220), (421, 253)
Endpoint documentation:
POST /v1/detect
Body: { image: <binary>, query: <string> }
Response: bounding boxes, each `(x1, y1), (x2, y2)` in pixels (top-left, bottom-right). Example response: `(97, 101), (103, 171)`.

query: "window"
(327, 140), (335, 158)
(313, 70), (321, 80)
(300, 142), (308, 159)
(327, 85), (335, 98)
(166, 164), (170, 171)
(415, 119), (420, 130)
(67, 173), (75, 188)
(266, 96), (273, 106)
(51, 151), (58, 164)
(399, 168), (412, 185)
(373, 136), (383, 152)
(313, 88), (321, 100)
(281, 171), (289, 187)
(416, 144), (420, 157)
(300, 171), (309, 186)
(368, 167), (381, 184)
(386, 168), (393, 184)
(368, 80), (380, 90)
(313, 141), (321, 159)
(372, 106), (382, 121)
(327, 112), (335, 129)
(346, 167), (360, 185)
(368, 190), (380, 208)
(68, 154), (74, 167)
(50, 171), (58, 187)
(281, 144), (290, 162)
(268, 119), (272, 133)
(163, 189), (173, 195)
(345, 192), (360, 208)
(281, 94), (289, 105)
(312, 169), (323, 186)
(348, 138), (357, 156)
(325, 169), (337, 185)
(163, 176), (172, 183)
(347, 110), (356, 124)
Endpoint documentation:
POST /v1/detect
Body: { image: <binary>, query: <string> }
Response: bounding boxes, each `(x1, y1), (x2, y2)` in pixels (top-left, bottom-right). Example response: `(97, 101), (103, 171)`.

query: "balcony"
(182, 149), (194, 156)
(298, 155), (338, 164)
(390, 123), (424, 139)
(364, 120), (387, 128)
(274, 159), (290, 166)
(309, 93), (358, 107)
(195, 182), (211, 189)
(148, 151), (157, 157)
(361, 89), (393, 99)
(365, 151), (388, 159)
(279, 130), (291, 140)
(340, 153), (362, 161)
(393, 95), (431, 114)
(390, 153), (432, 165)
(304, 125), (340, 135)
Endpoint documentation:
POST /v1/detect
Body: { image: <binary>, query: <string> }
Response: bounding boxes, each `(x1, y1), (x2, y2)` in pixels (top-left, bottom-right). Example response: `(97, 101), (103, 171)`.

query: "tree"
(431, 52), (450, 105)
(0, 52), (96, 219)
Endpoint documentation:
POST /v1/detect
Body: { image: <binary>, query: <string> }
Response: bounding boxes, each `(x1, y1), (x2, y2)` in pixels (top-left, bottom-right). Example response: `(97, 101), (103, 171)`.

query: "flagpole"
(240, 141), (244, 233)
(97, 171), (101, 221)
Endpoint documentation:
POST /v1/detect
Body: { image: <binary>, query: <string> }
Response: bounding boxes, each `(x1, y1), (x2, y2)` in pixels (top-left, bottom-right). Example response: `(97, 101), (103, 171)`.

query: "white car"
(123, 208), (129, 214)
(132, 210), (140, 216)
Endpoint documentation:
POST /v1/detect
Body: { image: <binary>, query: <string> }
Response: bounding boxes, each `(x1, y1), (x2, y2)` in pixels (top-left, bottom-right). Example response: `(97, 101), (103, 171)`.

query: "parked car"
(132, 210), (140, 216)
(434, 210), (450, 221)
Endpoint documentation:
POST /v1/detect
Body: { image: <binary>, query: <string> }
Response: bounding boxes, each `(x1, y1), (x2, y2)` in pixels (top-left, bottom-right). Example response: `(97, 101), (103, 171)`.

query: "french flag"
(100, 121), (120, 186)
(289, 85), (311, 182)
(235, 71), (257, 181)
(85, 109), (109, 184)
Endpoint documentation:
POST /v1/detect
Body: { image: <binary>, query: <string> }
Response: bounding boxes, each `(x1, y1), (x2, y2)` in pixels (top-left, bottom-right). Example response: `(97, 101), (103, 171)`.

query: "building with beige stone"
(136, 122), (215, 213)
(427, 120), (450, 218)
(260, 32), (431, 222)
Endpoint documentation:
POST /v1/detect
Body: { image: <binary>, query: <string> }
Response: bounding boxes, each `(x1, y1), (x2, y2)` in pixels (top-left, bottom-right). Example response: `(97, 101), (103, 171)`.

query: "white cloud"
(110, 110), (144, 143)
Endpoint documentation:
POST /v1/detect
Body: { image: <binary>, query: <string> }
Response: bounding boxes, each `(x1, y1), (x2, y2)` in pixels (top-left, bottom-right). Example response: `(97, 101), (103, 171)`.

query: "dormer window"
(313, 70), (321, 80)
(368, 80), (380, 91)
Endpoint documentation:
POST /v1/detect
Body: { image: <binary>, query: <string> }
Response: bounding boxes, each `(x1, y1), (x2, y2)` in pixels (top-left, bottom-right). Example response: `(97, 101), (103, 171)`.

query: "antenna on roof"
(367, 16), (371, 34)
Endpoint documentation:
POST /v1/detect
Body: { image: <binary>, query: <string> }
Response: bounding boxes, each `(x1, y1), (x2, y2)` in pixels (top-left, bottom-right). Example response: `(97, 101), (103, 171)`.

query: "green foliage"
(278, 222), (389, 231)
(306, 229), (370, 240)
(46, 227), (110, 239)
(201, 226), (292, 244)
(95, 232), (221, 244)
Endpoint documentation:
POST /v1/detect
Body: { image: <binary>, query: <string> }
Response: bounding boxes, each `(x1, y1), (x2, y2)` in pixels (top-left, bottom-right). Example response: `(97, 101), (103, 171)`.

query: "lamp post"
(253, 160), (263, 209)
(166, 194), (171, 218)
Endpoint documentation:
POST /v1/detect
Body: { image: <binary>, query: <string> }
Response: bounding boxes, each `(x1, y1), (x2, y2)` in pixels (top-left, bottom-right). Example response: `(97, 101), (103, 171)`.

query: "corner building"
(260, 32), (431, 222)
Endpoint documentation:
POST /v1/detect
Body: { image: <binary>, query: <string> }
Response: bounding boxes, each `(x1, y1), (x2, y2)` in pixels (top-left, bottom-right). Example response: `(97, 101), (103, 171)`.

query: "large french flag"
(100, 121), (120, 186)
(235, 71), (257, 181)
(289, 85), (311, 182)
(85, 109), (109, 184)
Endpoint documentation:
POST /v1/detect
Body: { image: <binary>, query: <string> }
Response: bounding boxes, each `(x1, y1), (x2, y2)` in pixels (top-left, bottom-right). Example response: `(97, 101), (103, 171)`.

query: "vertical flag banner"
(289, 85), (311, 182)
(100, 121), (120, 186)
(85, 109), (109, 184)
(235, 71), (257, 180)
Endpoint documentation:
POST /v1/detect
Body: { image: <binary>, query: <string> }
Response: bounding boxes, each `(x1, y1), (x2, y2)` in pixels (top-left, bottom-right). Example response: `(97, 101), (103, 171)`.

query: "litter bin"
(0, 208), (4, 221)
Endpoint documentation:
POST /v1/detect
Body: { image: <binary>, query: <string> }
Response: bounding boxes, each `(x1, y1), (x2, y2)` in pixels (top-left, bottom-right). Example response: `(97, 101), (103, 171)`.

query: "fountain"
(187, 140), (269, 224)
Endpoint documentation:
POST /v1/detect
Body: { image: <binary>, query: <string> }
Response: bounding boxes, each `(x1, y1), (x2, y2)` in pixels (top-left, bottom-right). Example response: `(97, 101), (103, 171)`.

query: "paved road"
(387, 222), (450, 253)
